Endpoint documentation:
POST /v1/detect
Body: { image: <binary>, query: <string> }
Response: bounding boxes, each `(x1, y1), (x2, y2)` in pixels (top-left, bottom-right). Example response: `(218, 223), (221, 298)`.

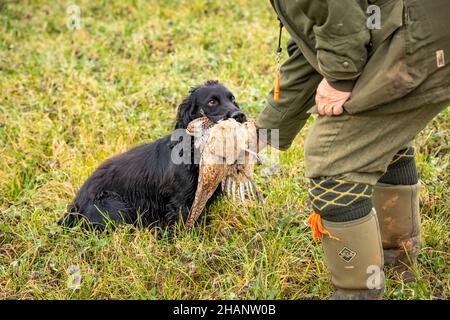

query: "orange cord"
(274, 71), (280, 101)
(307, 211), (340, 241)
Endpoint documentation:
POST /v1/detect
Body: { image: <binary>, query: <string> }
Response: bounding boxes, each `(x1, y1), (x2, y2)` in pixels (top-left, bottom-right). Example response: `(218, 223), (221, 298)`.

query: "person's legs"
(304, 101), (448, 299)
(308, 177), (385, 299)
(373, 145), (421, 280)
(256, 38), (321, 150)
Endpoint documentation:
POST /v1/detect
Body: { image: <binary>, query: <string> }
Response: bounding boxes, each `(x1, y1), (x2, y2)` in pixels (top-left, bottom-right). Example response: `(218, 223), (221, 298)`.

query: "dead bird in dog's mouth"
(184, 116), (262, 232)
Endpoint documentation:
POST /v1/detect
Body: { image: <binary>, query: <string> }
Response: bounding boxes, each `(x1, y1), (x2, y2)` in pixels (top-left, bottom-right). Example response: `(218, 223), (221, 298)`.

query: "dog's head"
(175, 80), (247, 129)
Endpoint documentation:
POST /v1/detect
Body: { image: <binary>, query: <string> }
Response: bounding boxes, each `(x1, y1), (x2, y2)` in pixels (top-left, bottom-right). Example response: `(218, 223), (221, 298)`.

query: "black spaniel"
(59, 80), (247, 229)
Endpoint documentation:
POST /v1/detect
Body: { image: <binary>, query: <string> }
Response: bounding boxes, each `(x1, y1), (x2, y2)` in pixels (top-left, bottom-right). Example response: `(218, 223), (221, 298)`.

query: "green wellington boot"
(321, 210), (385, 300)
(373, 182), (421, 279)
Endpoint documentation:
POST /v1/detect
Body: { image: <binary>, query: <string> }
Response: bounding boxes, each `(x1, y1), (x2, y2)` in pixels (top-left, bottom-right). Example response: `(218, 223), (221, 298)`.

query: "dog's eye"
(230, 95), (236, 102)
(207, 99), (217, 107)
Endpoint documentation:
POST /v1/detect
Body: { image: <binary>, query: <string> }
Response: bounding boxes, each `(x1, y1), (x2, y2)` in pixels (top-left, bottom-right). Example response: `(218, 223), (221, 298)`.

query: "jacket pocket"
(344, 1), (418, 114)
(316, 43), (360, 78)
(346, 0), (443, 114)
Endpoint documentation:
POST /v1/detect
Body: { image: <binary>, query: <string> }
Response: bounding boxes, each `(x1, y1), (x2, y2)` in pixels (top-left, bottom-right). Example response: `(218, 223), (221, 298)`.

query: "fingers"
(316, 96), (326, 116)
(325, 103), (334, 116)
(315, 92), (324, 107)
(315, 78), (351, 117)
(317, 102), (345, 116)
(332, 104), (344, 115)
(317, 102), (334, 116)
(317, 103), (324, 115)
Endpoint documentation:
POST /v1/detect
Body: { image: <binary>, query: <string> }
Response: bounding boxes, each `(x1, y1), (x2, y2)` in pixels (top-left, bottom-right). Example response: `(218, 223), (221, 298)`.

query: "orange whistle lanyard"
(274, 19), (283, 101)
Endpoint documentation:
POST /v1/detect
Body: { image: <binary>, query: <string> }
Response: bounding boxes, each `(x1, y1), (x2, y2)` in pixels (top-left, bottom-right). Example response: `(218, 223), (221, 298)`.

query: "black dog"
(59, 80), (246, 229)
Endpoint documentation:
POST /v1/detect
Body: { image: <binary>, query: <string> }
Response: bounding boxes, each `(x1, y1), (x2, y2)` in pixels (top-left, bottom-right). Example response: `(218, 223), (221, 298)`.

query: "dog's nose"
(229, 111), (247, 123)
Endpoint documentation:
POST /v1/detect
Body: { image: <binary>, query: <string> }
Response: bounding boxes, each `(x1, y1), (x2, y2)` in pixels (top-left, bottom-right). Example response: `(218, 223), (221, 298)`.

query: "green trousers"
(257, 1), (450, 185)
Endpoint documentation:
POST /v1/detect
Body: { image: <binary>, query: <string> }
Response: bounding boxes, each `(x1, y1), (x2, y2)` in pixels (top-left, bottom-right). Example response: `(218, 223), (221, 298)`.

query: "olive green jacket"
(271, 0), (370, 91)
(269, 0), (450, 113)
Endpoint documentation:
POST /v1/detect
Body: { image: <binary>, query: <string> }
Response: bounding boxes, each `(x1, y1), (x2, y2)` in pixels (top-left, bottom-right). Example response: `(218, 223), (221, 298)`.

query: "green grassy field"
(0, 0), (448, 299)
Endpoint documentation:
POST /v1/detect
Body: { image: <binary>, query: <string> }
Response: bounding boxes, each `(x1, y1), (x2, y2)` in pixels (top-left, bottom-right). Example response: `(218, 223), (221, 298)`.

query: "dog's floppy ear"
(174, 87), (201, 129)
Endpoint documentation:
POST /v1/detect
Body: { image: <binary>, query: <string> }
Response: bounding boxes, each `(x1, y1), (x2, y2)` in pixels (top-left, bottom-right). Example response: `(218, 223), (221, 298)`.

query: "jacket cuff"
(326, 79), (356, 92)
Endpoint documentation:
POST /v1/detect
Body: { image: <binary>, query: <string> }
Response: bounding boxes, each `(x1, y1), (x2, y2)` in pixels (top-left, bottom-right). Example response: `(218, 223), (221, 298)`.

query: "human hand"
(315, 78), (352, 116)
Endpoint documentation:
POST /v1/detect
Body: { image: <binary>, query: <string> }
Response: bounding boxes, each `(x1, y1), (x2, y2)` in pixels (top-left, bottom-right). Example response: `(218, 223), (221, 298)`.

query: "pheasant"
(184, 117), (261, 232)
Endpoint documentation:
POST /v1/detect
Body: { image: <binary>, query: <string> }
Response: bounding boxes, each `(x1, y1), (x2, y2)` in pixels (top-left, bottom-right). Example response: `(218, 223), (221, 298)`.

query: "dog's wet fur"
(59, 80), (246, 229)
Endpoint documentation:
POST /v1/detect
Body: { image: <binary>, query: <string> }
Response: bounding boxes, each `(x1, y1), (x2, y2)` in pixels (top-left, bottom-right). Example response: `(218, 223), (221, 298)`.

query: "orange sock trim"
(307, 211), (340, 241)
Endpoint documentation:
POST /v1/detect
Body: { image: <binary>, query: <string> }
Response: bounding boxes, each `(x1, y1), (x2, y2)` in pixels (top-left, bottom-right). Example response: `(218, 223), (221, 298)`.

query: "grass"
(0, 0), (448, 300)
